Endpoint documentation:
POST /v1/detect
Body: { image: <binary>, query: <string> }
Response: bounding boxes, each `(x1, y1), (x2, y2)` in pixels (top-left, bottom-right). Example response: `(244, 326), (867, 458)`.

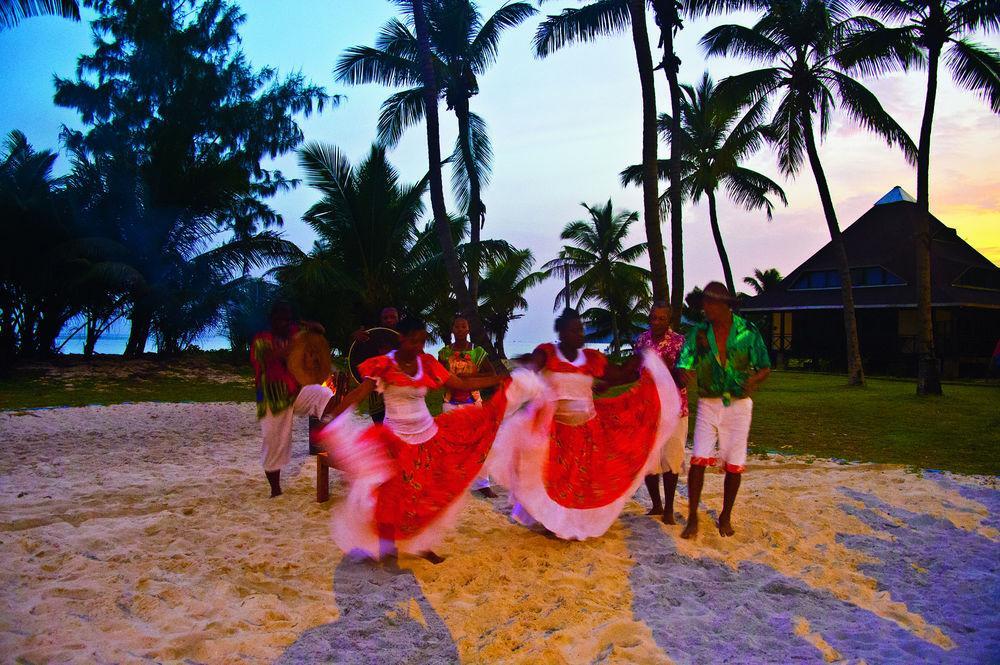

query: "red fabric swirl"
(542, 372), (661, 509)
(372, 384), (509, 540)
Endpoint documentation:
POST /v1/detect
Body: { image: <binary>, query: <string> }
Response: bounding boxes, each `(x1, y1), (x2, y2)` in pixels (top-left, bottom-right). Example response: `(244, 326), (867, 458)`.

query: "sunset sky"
(2, 1), (998, 346)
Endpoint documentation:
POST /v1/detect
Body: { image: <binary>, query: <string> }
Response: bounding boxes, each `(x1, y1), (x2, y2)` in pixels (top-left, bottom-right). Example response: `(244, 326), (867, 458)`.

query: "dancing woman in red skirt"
(493, 309), (681, 540)
(320, 317), (531, 563)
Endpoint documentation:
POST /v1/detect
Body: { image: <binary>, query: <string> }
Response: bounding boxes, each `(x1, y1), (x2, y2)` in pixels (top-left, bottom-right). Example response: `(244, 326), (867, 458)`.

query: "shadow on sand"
(837, 486), (999, 662)
(625, 512), (957, 663)
(275, 556), (459, 665)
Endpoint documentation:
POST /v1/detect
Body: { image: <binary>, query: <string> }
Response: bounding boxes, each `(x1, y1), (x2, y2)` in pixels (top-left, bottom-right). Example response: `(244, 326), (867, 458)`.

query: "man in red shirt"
(251, 301), (337, 497)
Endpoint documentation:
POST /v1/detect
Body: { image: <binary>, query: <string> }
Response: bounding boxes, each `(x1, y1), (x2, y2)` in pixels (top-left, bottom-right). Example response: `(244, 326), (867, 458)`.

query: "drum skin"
(288, 330), (332, 386)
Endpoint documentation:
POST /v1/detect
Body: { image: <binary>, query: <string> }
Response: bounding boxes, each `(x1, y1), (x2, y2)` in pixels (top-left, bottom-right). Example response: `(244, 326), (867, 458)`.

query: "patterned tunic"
(634, 329), (688, 417)
(250, 325), (300, 418)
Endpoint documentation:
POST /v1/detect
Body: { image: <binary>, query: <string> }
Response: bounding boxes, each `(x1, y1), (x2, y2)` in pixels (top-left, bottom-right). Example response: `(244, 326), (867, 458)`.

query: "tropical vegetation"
(1, 0), (994, 395)
(544, 200), (651, 353)
(622, 72), (786, 297)
(703, 0), (918, 386)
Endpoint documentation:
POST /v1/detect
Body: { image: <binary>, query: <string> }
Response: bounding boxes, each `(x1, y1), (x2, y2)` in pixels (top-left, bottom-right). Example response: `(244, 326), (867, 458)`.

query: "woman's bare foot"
(646, 505), (664, 516)
(420, 551), (445, 564)
(718, 516), (735, 537)
(680, 517), (698, 539)
(265, 470), (281, 498)
(662, 512), (677, 525)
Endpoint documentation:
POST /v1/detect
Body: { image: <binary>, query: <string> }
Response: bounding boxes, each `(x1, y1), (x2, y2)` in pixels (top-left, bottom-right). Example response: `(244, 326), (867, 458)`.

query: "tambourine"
(287, 330), (332, 386)
(347, 327), (401, 383)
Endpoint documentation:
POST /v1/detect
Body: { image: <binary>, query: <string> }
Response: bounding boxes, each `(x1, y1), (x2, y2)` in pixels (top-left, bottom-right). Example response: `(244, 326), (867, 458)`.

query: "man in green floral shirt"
(676, 282), (771, 539)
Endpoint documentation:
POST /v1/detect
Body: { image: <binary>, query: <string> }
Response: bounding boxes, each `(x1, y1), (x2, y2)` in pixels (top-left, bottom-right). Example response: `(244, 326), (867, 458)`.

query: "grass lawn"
(741, 372), (1000, 476)
(1, 358), (996, 475)
(0, 354), (254, 409)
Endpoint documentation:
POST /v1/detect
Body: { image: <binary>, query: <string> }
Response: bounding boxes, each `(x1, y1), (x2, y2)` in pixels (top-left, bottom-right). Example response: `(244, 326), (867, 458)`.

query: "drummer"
(351, 306), (400, 423)
(252, 301), (339, 498)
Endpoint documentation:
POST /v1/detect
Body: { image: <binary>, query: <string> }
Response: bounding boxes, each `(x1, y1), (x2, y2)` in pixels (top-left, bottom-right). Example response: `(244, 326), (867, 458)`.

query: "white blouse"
(544, 345), (597, 426)
(372, 352), (438, 445)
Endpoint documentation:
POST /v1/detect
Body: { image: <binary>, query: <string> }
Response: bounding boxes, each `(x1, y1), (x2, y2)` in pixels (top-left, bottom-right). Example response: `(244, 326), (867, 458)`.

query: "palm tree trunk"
(652, 0), (684, 327)
(496, 327), (507, 359)
(802, 118), (865, 386)
(124, 301), (152, 357)
(410, 0), (502, 368)
(628, 0), (667, 306)
(454, 95), (484, 302)
(611, 311), (621, 354)
(84, 313), (98, 358)
(915, 42), (942, 395)
(706, 189), (735, 296)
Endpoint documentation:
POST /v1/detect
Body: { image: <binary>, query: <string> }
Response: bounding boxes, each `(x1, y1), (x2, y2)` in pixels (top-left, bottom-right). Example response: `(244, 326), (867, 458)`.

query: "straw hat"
(702, 281), (739, 304)
(288, 330), (332, 386)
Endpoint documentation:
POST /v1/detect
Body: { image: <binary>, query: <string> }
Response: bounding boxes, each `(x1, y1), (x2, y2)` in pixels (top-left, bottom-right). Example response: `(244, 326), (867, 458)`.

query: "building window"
(953, 266), (1000, 292)
(789, 266), (904, 290)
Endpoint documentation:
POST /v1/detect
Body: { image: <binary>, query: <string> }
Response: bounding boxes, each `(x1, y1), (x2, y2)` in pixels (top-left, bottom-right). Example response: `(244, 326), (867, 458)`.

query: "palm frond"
(853, 0), (919, 23)
(376, 86), (427, 147)
(297, 142), (352, 200)
(469, 2), (537, 72)
(534, 0), (630, 58)
(334, 45), (421, 87)
(946, 39), (1000, 114)
(951, 0), (1000, 34)
(722, 166), (787, 219)
(449, 111), (493, 209)
(836, 24), (922, 77)
(700, 24), (783, 62)
(823, 69), (918, 163)
(1, 0), (79, 29)
(715, 68), (785, 109)
(769, 93), (807, 177)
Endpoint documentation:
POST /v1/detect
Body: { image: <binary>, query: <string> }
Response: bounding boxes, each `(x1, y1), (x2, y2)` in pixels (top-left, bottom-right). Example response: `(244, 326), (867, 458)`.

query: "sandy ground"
(1, 402), (997, 664)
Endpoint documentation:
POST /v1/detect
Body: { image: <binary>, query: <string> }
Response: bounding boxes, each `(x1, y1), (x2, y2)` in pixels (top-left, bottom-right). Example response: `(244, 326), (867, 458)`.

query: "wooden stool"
(316, 452), (330, 503)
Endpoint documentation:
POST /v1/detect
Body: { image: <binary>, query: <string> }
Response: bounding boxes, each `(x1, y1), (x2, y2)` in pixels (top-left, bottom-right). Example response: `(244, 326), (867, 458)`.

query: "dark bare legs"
(718, 471), (741, 537)
(645, 472), (680, 524)
(644, 475), (663, 515)
(265, 470), (282, 498)
(680, 465), (742, 538)
(680, 465), (705, 539)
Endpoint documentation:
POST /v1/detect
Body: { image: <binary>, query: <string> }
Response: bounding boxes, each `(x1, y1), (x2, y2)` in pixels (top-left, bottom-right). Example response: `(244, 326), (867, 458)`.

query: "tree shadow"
(275, 557), (459, 664)
(625, 514), (951, 663)
(836, 486), (999, 662)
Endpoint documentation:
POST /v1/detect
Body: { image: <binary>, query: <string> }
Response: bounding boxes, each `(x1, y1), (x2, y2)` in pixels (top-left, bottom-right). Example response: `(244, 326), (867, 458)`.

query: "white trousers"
(691, 397), (753, 474)
(652, 415), (689, 475)
(260, 385), (333, 472)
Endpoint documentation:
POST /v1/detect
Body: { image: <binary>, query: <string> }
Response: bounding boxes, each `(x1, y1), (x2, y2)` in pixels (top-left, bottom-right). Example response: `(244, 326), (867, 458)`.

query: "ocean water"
(54, 332), (547, 358)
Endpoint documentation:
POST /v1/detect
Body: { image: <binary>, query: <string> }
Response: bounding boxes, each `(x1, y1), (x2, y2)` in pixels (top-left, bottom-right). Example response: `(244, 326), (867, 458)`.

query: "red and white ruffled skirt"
(491, 349), (681, 540)
(319, 372), (544, 558)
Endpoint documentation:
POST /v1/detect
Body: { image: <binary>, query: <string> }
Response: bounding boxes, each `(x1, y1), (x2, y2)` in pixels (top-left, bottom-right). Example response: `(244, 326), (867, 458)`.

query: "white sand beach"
(1, 401), (997, 664)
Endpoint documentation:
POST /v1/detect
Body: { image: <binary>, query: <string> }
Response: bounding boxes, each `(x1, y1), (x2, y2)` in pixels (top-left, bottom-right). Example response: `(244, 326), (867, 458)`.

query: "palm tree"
(0, 0), (78, 29)
(336, 0), (536, 302)
(279, 141), (515, 350)
(622, 72), (787, 296)
(478, 248), (546, 357)
(544, 199), (651, 353)
(703, 0), (918, 386)
(276, 143), (428, 347)
(837, 0), (1000, 395)
(744, 267), (783, 294)
(648, 0), (688, 325)
(64, 149), (302, 356)
(0, 130), (73, 362)
(535, 1), (668, 306)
